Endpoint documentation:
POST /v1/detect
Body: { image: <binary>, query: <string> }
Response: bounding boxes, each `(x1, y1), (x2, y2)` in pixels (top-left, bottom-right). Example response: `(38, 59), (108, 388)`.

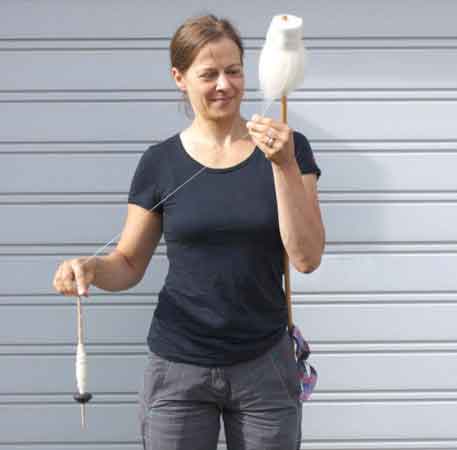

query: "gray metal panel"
(2, 253), (457, 295)
(3, 301), (457, 344)
(2, 403), (457, 443)
(3, 152), (457, 193)
(3, 203), (457, 244)
(3, 48), (457, 91)
(4, 352), (457, 394)
(1, 0), (456, 37)
(2, 101), (457, 141)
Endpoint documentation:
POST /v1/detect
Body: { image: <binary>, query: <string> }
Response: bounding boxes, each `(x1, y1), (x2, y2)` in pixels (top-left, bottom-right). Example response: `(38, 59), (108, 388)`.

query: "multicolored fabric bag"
(289, 324), (318, 402)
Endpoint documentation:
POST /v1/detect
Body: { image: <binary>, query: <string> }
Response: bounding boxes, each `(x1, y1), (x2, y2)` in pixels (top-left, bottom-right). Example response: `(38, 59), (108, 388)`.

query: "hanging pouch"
(289, 324), (318, 401)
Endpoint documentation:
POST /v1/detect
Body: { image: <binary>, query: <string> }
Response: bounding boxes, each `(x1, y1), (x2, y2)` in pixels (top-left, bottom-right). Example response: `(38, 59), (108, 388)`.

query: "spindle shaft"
(75, 295), (92, 428)
(81, 404), (86, 428)
(77, 295), (82, 344)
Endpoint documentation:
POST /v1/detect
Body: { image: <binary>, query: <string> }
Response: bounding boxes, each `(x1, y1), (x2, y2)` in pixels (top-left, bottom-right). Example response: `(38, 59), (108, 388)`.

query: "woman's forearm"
(91, 249), (142, 292)
(271, 159), (325, 272)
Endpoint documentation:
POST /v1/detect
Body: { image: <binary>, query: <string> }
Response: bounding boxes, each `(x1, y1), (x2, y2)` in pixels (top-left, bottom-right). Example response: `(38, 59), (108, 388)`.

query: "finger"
(62, 277), (77, 296)
(248, 132), (276, 160)
(249, 114), (282, 130)
(248, 129), (266, 143)
(60, 262), (78, 296)
(53, 263), (63, 292)
(62, 280), (76, 297)
(250, 129), (280, 148)
(247, 121), (274, 135)
(54, 262), (71, 295)
(72, 262), (88, 296)
(246, 122), (288, 138)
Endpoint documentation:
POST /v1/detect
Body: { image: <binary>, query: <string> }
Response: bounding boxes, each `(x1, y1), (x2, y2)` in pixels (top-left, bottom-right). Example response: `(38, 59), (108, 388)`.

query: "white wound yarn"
(258, 14), (307, 99)
(76, 343), (88, 394)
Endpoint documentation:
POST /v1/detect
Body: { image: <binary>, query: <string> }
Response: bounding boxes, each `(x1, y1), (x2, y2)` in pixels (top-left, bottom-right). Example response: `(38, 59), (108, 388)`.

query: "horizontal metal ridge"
(2, 36), (457, 50)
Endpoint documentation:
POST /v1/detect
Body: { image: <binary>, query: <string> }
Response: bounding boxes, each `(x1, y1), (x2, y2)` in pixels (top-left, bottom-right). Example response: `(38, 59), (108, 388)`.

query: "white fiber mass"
(259, 14), (307, 100)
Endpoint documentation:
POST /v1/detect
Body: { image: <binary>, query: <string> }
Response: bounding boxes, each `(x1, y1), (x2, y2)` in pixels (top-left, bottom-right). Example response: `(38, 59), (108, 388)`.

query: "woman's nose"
(216, 73), (230, 89)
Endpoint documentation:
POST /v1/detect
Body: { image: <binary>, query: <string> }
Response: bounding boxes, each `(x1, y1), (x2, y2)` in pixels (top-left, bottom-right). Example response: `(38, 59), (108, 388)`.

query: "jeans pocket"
(268, 332), (300, 404)
(142, 351), (173, 410)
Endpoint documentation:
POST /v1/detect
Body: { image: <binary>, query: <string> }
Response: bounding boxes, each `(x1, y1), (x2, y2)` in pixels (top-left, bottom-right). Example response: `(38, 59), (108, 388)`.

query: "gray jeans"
(138, 329), (302, 450)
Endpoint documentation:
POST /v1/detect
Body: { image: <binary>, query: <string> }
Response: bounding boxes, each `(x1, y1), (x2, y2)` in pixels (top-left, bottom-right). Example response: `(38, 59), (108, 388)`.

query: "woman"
(53, 14), (325, 450)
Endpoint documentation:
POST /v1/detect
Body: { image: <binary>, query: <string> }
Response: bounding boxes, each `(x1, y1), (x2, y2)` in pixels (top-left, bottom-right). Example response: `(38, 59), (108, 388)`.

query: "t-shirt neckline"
(175, 132), (259, 173)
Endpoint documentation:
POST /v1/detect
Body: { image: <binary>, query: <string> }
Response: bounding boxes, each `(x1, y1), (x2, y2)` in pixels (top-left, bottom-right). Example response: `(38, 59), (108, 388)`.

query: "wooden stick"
(77, 295), (83, 345)
(81, 404), (86, 429)
(280, 94), (294, 335)
(278, 19), (292, 334)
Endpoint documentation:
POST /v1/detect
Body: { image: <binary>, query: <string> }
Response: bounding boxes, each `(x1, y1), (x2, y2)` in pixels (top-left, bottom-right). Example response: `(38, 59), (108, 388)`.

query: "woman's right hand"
(52, 257), (97, 297)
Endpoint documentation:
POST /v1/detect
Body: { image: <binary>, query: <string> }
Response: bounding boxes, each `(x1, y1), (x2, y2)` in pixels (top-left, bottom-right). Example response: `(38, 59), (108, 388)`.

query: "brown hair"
(170, 14), (244, 118)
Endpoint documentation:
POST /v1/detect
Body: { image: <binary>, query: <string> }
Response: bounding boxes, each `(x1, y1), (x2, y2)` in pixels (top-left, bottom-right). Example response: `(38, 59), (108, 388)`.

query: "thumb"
(72, 263), (88, 297)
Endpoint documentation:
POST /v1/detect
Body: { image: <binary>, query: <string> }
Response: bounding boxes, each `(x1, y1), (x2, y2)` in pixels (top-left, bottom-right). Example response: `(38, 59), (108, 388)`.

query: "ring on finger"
(266, 136), (274, 147)
(266, 128), (276, 147)
(266, 128), (275, 138)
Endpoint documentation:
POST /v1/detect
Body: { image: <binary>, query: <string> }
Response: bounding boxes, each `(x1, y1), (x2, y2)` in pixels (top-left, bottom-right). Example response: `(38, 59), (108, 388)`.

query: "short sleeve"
(127, 145), (164, 214)
(293, 131), (321, 180)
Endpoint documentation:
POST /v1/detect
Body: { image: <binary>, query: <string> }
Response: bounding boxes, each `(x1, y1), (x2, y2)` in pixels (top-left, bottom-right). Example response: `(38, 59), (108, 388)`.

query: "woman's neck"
(188, 115), (249, 148)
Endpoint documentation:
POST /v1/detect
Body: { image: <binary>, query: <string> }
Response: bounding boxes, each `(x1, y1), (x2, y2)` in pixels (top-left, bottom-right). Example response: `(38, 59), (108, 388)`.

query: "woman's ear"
(171, 67), (187, 92)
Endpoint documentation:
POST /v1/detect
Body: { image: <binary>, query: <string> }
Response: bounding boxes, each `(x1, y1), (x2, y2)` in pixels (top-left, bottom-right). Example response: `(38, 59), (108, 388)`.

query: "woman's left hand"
(246, 114), (296, 167)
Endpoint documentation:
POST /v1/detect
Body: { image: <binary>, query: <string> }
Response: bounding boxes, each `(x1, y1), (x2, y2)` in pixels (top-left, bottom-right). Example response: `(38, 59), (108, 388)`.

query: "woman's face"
(172, 37), (245, 121)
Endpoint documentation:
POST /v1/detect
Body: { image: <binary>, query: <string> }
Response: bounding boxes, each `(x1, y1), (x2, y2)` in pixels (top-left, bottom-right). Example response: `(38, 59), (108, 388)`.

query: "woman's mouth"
(212, 97), (232, 103)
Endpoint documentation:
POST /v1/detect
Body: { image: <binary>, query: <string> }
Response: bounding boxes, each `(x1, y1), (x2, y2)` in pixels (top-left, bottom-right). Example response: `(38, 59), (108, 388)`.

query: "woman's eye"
(200, 69), (242, 79)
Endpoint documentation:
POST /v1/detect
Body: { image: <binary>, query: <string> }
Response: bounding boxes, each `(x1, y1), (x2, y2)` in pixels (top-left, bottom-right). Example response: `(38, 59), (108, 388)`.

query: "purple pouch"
(289, 324), (318, 401)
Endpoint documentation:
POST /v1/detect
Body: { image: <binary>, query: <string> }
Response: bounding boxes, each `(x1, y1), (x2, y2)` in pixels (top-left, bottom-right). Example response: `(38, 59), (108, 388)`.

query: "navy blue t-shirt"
(127, 130), (321, 367)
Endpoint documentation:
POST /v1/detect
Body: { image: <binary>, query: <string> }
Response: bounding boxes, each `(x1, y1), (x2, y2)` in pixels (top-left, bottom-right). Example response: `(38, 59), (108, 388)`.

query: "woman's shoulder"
(145, 132), (180, 153)
(140, 132), (181, 162)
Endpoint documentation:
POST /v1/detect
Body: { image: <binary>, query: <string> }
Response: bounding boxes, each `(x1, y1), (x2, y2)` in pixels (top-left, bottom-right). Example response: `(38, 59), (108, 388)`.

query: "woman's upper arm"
(115, 203), (163, 282)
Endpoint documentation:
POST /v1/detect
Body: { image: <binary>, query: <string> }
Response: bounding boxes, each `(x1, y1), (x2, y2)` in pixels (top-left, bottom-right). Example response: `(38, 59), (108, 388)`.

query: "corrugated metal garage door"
(1, 1), (456, 448)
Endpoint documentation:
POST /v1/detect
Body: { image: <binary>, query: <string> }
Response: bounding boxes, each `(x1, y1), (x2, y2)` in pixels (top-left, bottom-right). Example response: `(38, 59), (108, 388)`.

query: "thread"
(76, 343), (87, 394)
(77, 96), (278, 272)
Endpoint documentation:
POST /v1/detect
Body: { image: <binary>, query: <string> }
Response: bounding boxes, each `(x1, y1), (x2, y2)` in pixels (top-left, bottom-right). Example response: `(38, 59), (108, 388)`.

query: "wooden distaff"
(280, 94), (294, 333)
(261, 15), (319, 402)
(258, 14), (307, 334)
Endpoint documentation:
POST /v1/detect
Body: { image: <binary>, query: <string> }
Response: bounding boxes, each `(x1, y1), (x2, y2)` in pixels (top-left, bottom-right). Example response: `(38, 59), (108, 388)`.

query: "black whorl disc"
(73, 392), (93, 404)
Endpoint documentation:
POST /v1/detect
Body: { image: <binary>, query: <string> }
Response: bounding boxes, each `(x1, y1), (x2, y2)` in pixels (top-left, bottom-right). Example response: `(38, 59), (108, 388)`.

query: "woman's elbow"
(296, 241), (325, 273)
(297, 255), (322, 274)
